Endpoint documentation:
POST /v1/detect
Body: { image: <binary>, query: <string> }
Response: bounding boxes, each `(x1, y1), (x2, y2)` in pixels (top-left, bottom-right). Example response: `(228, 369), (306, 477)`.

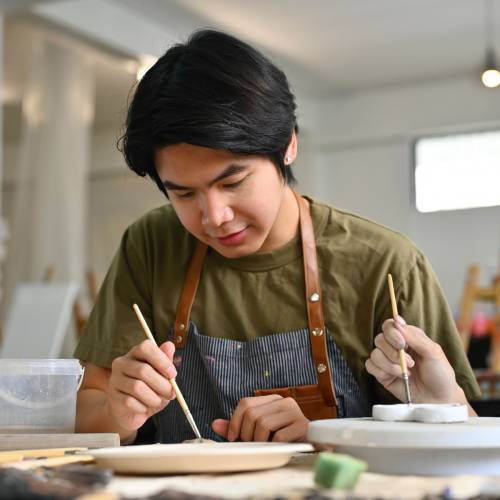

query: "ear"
(284, 129), (298, 165)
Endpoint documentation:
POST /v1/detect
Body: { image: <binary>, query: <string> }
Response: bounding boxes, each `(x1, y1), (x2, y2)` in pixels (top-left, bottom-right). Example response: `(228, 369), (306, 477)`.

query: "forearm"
(75, 388), (137, 444)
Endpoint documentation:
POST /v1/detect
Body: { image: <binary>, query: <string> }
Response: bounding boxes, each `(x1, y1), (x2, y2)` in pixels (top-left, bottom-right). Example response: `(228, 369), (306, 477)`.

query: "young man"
(74, 30), (480, 444)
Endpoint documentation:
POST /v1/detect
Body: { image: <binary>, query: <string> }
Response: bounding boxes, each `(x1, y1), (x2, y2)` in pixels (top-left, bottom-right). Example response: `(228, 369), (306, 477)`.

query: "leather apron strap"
(173, 241), (207, 348)
(172, 192), (337, 406)
(294, 192), (337, 407)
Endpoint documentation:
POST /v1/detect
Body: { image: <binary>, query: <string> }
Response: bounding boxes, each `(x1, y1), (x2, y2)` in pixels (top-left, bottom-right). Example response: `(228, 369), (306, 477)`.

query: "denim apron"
(154, 194), (369, 443)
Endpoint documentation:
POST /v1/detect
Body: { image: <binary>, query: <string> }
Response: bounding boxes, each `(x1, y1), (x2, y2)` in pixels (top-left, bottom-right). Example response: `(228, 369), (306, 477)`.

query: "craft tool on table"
(0, 448), (95, 469)
(0, 447), (86, 460)
(132, 303), (202, 440)
(387, 274), (412, 405)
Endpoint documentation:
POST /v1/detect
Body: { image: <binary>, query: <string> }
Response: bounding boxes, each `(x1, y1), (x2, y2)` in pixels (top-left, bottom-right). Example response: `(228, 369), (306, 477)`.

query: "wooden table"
(3, 451), (500, 499)
(100, 454), (500, 499)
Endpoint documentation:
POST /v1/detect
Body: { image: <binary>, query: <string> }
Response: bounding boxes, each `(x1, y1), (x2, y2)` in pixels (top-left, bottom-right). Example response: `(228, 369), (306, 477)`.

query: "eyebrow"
(162, 164), (249, 191)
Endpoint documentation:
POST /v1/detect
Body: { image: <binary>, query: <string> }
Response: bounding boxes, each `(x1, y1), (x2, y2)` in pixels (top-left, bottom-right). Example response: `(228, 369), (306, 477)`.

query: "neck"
(259, 187), (300, 252)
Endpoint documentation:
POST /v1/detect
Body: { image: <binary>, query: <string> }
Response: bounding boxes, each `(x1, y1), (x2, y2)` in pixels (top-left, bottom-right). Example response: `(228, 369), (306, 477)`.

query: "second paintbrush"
(387, 274), (412, 405)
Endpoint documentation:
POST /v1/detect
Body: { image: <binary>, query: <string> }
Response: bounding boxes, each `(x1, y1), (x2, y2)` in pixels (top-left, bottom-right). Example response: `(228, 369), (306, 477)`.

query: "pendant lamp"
(481, 0), (500, 88)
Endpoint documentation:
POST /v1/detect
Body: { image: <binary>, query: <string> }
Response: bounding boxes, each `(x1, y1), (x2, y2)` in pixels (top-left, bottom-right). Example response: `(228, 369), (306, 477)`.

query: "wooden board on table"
(0, 433), (120, 451)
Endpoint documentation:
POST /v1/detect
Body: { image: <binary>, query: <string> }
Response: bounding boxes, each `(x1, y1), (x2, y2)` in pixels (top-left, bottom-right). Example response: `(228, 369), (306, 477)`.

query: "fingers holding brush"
(107, 340), (178, 432)
(374, 328), (415, 367)
(393, 319), (445, 361)
(395, 320), (467, 404)
(369, 315), (470, 406)
(365, 337), (414, 397)
(365, 317), (415, 397)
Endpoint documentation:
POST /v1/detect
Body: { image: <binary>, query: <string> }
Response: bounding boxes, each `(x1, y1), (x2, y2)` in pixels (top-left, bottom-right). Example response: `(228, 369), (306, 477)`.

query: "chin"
(213, 245), (255, 259)
(211, 237), (265, 258)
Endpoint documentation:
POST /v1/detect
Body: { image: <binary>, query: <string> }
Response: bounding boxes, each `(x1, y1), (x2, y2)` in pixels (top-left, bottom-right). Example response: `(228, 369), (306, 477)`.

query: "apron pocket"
(254, 384), (337, 420)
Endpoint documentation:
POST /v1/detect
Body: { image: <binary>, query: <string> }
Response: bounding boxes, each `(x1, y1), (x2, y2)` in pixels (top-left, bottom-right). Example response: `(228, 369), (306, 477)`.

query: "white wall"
(307, 76), (500, 313)
(4, 74), (500, 316)
(85, 127), (163, 285)
(2, 125), (162, 305)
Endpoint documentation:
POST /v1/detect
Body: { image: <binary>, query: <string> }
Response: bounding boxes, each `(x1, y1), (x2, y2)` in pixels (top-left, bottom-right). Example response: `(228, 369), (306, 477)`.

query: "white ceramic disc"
(372, 404), (413, 422)
(372, 403), (468, 423)
(307, 417), (500, 476)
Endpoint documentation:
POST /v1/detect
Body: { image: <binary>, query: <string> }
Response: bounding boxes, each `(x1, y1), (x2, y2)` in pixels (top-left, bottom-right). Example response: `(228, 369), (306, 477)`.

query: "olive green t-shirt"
(75, 197), (480, 402)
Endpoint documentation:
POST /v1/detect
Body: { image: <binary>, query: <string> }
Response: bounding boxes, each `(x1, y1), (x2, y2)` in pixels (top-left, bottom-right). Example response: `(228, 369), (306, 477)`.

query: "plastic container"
(0, 359), (83, 433)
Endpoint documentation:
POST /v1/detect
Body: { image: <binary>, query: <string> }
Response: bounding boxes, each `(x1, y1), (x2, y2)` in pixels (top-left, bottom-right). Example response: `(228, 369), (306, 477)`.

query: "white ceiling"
(2, 0), (500, 137)
(126, 0), (500, 94)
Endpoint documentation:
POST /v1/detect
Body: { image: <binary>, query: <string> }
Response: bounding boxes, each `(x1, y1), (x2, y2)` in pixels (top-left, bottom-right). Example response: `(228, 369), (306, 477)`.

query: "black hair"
(118, 29), (298, 195)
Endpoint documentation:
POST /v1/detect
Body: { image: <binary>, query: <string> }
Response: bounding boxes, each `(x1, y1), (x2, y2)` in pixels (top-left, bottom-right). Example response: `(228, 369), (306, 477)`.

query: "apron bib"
(154, 193), (369, 443)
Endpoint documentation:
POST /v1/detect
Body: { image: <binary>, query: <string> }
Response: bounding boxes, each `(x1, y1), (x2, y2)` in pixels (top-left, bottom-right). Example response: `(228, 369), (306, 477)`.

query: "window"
(414, 130), (500, 213)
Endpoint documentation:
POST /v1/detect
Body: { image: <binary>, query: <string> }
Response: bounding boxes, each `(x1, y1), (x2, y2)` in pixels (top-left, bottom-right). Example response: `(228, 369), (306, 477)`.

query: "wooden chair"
(457, 264), (500, 352)
(457, 265), (500, 399)
(43, 267), (99, 338)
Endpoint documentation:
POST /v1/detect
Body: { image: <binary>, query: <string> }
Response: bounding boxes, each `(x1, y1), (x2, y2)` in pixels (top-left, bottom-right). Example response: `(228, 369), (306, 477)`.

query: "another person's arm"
(367, 249), (480, 411)
(366, 316), (477, 416)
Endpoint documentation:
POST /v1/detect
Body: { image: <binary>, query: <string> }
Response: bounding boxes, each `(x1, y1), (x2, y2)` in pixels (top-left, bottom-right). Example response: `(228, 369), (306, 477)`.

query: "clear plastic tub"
(0, 359), (84, 433)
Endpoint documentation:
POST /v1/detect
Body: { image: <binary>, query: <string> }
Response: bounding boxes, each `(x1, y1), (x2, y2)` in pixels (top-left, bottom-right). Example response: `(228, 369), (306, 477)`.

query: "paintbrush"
(132, 303), (202, 440)
(387, 274), (412, 405)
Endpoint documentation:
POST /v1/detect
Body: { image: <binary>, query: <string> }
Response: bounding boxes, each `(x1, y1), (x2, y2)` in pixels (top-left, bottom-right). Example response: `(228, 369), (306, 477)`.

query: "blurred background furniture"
(0, 281), (79, 358)
(0, 267), (99, 358)
(457, 264), (500, 354)
(458, 263), (500, 414)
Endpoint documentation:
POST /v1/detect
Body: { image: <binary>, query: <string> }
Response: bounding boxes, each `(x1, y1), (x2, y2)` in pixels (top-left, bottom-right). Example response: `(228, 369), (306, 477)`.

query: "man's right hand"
(107, 340), (178, 432)
(75, 340), (177, 443)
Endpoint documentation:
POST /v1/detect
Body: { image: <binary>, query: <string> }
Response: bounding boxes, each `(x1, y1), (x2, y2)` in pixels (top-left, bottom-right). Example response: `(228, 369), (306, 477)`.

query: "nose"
(199, 192), (234, 229)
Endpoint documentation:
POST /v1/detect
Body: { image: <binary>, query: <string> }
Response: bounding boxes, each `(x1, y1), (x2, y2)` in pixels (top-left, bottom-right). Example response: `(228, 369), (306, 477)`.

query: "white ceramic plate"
(308, 417), (500, 476)
(87, 442), (314, 474)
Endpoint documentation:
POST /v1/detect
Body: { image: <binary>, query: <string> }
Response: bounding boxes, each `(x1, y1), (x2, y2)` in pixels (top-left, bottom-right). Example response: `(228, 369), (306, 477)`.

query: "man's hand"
(365, 315), (469, 407)
(107, 340), (178, 432)
(211, 395), (309, 442)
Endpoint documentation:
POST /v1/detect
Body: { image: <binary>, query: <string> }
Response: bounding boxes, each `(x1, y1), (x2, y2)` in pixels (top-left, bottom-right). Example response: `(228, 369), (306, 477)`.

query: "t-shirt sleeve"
(74, 225), (154, 368)
(375, 252), (481, 402)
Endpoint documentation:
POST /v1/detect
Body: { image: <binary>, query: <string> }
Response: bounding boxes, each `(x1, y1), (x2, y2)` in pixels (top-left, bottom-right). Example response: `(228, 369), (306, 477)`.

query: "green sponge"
(314, 452), (367, 490)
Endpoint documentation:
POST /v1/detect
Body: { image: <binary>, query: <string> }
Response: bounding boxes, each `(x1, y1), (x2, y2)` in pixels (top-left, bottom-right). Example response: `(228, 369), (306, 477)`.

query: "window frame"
(412, 127), (500, 213)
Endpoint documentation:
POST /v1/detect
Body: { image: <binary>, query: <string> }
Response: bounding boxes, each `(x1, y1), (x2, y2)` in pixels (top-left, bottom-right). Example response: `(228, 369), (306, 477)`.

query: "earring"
(285, 156), (290, 164)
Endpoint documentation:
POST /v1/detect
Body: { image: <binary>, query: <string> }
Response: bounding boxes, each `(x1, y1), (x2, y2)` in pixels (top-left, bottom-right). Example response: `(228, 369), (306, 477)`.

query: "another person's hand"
(211, 395), (309, 442)
(107, 340), (177, 432)
(365, 316), (468, 406)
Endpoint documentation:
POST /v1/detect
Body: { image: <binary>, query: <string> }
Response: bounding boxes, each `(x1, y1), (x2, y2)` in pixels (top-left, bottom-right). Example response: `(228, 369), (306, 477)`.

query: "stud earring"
(285, 156), (290, 164)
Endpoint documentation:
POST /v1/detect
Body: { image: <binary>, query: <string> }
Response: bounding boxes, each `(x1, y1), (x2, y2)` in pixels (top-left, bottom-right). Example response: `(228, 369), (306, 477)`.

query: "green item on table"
(314, 452), (367, 490)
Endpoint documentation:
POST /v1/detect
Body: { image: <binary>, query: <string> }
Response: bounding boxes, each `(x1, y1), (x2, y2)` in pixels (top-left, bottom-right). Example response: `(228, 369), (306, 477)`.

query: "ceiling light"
(481, 0), (500, 88)
(482, 69), (500, 88)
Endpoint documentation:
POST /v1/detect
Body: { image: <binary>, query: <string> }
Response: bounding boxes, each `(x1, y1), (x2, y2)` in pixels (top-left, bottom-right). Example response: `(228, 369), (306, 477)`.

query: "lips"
(216, 228), (244, 239)
(216, 227), (248, 246)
